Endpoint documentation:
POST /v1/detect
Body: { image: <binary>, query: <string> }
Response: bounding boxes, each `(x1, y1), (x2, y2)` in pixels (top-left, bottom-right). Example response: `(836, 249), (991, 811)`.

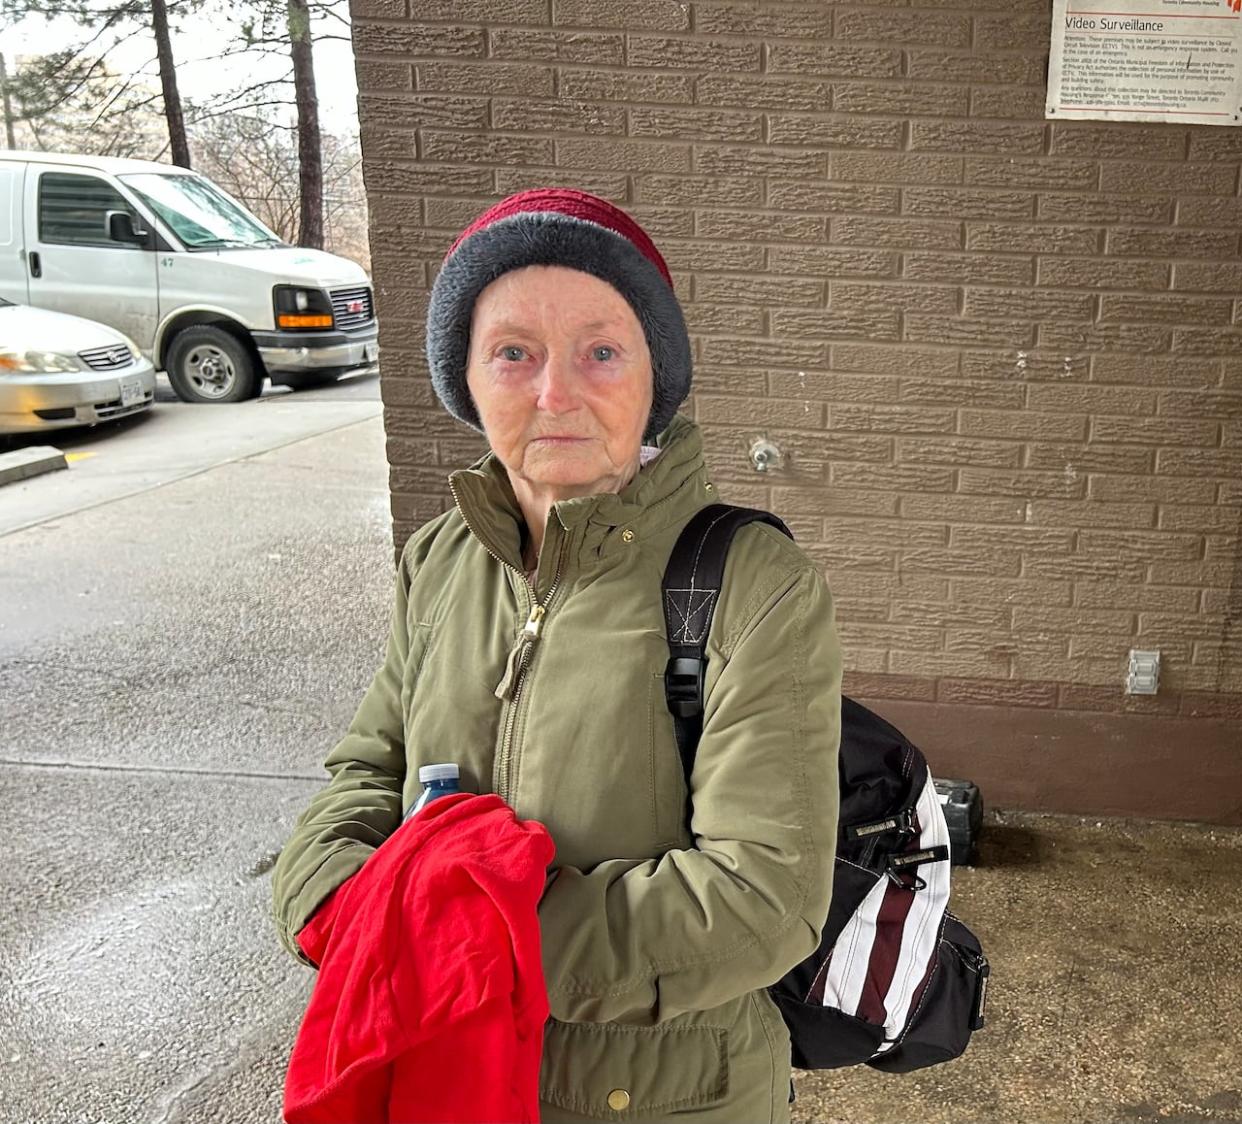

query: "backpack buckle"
(665, 656), (705, 718)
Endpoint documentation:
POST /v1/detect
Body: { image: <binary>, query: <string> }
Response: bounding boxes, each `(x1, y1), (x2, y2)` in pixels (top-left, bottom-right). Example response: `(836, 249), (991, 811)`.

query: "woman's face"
(465, 265), (654, 501)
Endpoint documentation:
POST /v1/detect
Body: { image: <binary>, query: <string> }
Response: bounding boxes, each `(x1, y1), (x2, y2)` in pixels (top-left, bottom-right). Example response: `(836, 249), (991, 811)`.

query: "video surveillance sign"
(1046, 0), (1242, 124)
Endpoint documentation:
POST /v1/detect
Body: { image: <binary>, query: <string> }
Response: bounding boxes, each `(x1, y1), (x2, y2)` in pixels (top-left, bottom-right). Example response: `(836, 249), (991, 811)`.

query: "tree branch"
(187, 99), (297, 124)
(308, 0), (350, 28)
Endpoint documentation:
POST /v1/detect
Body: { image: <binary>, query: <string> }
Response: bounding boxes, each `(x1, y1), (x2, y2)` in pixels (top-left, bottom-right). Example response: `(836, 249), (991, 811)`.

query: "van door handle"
(28, 251), (41, 278)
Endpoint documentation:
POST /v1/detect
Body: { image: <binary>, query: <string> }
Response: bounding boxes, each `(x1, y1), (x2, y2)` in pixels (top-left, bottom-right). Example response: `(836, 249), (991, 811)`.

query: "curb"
(0, 446), (68, 487)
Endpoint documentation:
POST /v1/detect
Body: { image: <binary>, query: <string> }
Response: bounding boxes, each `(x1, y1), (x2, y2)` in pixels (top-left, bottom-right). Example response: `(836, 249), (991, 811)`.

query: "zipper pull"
(494, 604), (545, 700)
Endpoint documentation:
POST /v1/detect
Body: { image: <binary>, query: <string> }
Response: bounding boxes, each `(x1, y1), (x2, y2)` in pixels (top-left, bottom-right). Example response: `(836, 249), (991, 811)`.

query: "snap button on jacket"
(273, 416), (843, 1123)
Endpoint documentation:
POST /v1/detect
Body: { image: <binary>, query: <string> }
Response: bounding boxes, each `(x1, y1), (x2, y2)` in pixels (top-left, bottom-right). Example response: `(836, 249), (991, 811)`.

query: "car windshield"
(120, 173), (284, 251)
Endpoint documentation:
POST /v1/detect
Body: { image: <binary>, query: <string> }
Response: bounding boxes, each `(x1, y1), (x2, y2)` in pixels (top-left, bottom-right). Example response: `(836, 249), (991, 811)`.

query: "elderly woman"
(273, 189), (842, 1123)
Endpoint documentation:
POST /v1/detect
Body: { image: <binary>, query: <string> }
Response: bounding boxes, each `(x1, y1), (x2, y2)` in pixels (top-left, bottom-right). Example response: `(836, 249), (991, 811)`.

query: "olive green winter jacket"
(272, 414), (842, 1123)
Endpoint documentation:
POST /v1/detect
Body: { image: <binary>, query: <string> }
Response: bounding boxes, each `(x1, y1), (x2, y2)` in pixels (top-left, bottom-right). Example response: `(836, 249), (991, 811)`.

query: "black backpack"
(662, 504), (990, 1072)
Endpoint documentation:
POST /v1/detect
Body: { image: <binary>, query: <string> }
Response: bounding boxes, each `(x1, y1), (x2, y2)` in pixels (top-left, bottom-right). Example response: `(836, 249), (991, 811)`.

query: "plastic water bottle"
(405, 763), (460, 821)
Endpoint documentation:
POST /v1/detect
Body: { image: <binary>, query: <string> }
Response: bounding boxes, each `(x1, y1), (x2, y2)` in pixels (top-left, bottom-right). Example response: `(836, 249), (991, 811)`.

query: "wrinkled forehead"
(470, 265), (648, 343)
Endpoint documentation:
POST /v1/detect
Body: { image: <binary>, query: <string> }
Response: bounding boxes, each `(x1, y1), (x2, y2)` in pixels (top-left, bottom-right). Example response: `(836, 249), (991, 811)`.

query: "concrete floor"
(2, 394), (1240, 1124)
(797, 813), (1242, 1124)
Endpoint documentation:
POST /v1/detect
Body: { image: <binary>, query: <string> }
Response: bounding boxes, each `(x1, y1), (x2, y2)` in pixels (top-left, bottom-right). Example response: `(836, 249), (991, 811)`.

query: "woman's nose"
(535, 353), (580, 414)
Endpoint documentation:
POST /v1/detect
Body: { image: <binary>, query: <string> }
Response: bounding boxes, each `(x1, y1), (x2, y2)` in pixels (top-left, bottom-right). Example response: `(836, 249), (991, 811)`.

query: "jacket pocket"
(541, 1017), (728, 1119)
(649, 672), (688, 851)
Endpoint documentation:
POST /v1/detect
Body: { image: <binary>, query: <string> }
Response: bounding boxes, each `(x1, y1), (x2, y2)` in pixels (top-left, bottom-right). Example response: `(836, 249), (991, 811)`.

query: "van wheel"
(166, 326), (261, 403)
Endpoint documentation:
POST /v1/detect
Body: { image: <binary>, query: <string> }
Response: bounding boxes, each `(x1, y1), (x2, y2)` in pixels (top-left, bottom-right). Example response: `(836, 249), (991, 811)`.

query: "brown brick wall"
(352, 0), (1242, 714)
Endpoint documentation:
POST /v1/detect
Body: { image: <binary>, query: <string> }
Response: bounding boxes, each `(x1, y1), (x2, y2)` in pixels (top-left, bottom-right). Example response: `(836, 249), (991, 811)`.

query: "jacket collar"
(448, 414), (708, 571)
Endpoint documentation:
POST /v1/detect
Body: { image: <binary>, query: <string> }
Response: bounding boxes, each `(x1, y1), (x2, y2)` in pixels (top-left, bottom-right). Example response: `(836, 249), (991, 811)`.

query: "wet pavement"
(1, 395), (392, 1124)
(2, 400), (1240, 1124)
(1, 766), (313, 1123)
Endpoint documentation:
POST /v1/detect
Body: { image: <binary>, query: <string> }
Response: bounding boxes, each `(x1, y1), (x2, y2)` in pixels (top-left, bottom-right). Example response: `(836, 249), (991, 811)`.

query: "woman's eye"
(499, 346), (526, 362)
(591, 346), (616, 362)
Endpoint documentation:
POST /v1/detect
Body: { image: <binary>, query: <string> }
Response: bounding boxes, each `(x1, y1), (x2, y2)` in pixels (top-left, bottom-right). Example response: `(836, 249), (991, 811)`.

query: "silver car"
(0, 298), (156, 434)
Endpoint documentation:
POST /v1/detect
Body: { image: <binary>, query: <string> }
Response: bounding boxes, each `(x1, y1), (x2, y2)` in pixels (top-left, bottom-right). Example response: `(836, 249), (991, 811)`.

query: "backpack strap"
(662, 504), (794, 805)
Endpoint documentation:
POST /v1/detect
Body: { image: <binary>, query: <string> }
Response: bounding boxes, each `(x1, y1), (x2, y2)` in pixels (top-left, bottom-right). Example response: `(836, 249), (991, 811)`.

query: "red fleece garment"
(285, 793), (556, 1124)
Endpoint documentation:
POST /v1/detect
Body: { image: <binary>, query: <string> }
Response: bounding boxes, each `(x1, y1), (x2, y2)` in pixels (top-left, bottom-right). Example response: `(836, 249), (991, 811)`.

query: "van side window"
(39, 172), (141, 248)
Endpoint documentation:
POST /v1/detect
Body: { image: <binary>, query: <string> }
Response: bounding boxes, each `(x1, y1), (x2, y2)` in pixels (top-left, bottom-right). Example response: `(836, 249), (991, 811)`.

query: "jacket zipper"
(447, 476), (570, 802)
(494, 532), (568, 800)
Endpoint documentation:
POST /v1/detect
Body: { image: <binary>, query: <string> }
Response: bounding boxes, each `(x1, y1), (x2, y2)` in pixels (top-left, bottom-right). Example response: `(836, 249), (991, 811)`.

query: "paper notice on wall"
(1047, 0), (1242, 124)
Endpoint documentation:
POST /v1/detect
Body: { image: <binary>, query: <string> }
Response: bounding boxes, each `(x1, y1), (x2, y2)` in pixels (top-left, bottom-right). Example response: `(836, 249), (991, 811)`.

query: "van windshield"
(120, 173), (284, 251)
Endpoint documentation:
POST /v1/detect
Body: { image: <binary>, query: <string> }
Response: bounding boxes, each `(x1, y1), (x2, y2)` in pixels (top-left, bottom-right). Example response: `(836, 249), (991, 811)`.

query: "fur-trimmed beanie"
(425, 188), (692, 443)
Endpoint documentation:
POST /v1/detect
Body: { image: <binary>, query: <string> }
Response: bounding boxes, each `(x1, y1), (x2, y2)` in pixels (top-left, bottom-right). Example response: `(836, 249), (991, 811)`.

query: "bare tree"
(2, 49), (168, 157)
(190, 110), (369, 268)
(0, 52), (17, 148)
(2, 2), (369, 264)
(318, 128), (368, 269)
(233, 0), (352, 249)
(191, 111), (301, 238)
(150, 0), (190, 166)
(288, 0), (322, 247)
(0, 0), (198, 161)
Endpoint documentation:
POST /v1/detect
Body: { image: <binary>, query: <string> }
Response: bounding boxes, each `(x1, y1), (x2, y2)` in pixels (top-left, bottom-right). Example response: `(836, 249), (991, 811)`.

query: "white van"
(0, 151), (378, 403)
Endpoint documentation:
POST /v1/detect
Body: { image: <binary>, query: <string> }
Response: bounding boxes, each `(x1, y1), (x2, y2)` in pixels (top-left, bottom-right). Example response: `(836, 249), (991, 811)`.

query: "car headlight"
(273, 285), (334, 330)
(0, 350), (85, 374)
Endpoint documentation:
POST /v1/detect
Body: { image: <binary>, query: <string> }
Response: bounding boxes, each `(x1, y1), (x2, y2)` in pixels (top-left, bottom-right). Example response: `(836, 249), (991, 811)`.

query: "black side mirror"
(106, 210), (149, 246)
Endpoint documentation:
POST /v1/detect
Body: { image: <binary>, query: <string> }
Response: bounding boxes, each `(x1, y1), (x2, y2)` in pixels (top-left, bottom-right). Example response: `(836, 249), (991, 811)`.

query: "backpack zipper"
(849, 801), (920, 871)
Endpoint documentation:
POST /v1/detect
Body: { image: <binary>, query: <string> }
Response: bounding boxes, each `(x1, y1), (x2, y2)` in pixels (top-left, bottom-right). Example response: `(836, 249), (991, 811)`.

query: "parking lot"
(1, 368), (382, 538)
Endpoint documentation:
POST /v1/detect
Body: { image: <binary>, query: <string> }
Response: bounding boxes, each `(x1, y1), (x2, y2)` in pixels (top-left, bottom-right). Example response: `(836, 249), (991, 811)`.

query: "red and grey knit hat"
(426, 188), (692, 443)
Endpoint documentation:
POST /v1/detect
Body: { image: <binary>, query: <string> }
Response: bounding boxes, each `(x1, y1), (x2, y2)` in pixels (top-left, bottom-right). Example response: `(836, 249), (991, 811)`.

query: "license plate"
(119, 378), (144, 407)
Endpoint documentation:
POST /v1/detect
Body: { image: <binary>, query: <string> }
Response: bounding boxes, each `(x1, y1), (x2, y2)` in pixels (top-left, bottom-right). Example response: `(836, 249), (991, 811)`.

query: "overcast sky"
(3, 5), (361, 136)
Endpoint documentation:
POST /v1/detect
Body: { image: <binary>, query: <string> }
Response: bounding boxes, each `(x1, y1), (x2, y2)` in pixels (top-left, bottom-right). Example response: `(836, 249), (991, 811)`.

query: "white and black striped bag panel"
(770, 768), (988, 1071)
(868, 912), (989, 1072)
(835, 773), (954, 1050)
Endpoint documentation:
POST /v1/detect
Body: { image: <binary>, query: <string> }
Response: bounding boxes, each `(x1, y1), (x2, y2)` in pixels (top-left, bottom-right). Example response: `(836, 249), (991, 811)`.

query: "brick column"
(351, 0), (1242, 823)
